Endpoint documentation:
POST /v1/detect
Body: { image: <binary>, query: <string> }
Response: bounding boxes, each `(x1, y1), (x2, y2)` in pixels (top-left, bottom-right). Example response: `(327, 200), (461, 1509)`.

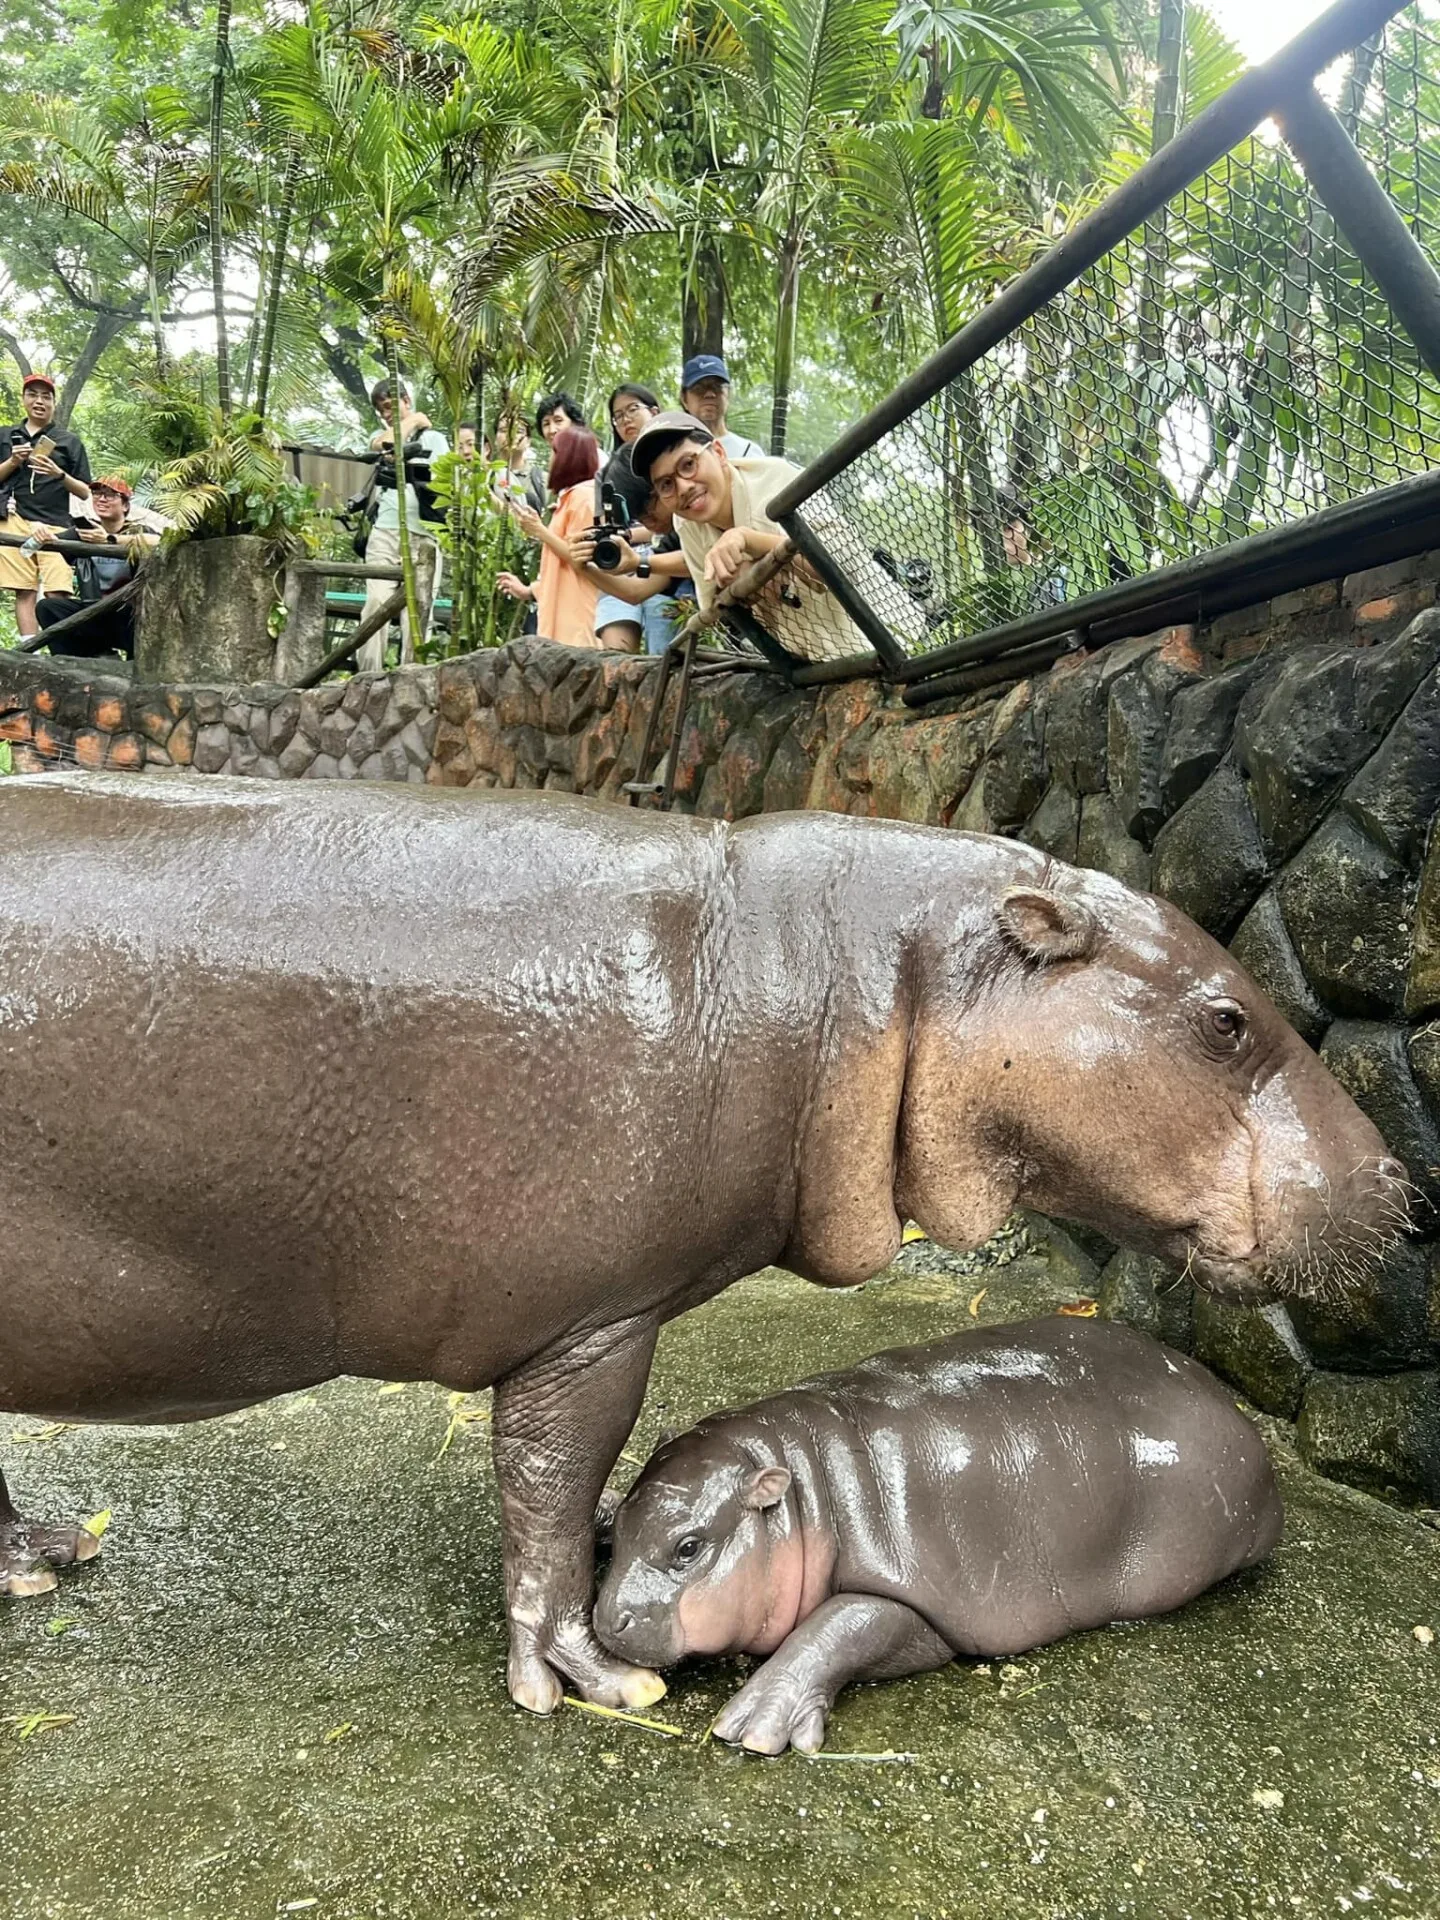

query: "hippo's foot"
(0, 1513), (101, 1598)
(507, 1609), (667, 1718)
(712, 1596), (955, 1756)
(490, 1313), (667, 1719)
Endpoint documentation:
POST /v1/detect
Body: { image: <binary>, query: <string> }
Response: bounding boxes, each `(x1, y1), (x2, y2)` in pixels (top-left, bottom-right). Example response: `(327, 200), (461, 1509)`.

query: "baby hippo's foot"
(507, 1608), (667, 1719)
(711, 1659), (831, 1756)
(0, 1511), (101, 1598)
(711, 1597), (956, 1756)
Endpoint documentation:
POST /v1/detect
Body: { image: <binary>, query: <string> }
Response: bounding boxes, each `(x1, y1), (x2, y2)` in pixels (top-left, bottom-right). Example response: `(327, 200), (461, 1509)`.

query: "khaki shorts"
(0, 516), (75, 595)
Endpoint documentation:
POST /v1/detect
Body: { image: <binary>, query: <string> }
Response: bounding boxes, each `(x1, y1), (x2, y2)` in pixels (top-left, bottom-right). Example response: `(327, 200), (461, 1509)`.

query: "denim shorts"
(594, 591), (641, 633)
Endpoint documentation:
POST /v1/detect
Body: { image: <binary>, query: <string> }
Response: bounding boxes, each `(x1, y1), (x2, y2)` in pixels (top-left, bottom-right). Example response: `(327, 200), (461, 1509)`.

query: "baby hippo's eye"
(671, 1534), (704, 1567)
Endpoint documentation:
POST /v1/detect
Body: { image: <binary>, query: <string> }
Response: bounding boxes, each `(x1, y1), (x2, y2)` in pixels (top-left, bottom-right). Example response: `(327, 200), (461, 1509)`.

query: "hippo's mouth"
(1184, 1253), (1276, 1308)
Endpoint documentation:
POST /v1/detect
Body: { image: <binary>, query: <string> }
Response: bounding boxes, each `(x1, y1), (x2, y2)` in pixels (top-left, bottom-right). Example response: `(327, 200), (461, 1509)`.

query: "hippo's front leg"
(712, 1595), (953, 1755)
(0, 1470), (101, 1598)
(491, 1316), (667, 1717)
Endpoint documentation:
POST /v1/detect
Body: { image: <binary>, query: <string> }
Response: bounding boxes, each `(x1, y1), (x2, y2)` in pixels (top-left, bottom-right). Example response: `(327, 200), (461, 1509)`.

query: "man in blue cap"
(678, 355), (765, 461)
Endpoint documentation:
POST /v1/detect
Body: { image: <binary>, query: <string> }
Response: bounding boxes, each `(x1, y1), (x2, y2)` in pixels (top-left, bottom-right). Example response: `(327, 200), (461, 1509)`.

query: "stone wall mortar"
(5, 552), (1440, 1503)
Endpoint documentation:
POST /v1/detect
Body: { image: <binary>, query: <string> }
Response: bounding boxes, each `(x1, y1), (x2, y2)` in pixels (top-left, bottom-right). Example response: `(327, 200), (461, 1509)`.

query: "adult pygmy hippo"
(0, 777), (1404, 1721)
(597, 1318), (1283, 1754)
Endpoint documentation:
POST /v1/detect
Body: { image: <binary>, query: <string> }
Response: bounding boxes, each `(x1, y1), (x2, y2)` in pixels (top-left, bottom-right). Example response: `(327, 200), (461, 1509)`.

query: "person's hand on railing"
(496, 571), (535, 602)
(704, 527), (751, 591)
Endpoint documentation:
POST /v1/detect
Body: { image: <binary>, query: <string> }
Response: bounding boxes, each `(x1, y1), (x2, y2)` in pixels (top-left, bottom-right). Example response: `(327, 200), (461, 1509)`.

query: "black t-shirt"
(4, 422), (91, 528)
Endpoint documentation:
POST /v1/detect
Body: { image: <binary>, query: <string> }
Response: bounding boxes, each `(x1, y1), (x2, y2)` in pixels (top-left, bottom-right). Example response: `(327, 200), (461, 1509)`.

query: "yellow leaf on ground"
(82, 1510), (111, 1539)
(377, 1382), (406, 1397)
(902, 1224), (928, 1244)
(1057, 1299), (1099, 1317)
(968, 1289), (987, 1318)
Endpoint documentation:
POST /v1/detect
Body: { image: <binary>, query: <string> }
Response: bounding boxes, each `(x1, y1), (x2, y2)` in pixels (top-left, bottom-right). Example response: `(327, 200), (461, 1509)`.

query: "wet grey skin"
(596, 1317), (1285, 1755)
(0, 775), (1404, 1718)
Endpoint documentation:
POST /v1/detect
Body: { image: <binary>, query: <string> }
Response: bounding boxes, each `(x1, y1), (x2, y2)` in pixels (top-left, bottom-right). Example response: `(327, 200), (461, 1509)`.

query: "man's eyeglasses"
(650, 451), (705, 502)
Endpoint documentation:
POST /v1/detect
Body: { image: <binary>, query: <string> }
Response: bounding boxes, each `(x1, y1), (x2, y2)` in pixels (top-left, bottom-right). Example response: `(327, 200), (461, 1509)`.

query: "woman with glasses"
(588, 385), (663, 651)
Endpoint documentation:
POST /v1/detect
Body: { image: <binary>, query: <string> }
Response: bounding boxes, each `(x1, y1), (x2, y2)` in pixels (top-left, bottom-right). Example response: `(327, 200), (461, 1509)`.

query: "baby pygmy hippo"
(595, 1318), (1281, 1754)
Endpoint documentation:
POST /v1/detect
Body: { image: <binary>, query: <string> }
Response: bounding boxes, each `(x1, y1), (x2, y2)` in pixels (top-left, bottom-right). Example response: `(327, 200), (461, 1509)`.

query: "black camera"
(590, 478), (631, 572)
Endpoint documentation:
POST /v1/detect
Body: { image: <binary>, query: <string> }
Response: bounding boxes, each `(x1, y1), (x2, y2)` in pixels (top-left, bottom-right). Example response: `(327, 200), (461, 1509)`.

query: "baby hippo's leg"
(711, 1595), (952, 1756)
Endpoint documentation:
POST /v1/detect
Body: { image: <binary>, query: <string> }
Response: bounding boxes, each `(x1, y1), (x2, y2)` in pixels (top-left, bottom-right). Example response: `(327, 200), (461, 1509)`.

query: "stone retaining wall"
(4, 559), (1440, 1504)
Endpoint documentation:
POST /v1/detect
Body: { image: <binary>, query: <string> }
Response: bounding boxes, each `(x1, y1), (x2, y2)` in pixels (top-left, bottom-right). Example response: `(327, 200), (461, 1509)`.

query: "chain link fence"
(764, 0), (1440, 684)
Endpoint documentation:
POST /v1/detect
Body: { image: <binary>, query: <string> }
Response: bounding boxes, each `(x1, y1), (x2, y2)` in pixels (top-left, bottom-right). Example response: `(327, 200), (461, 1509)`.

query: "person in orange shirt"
(496, 426), (607, 648)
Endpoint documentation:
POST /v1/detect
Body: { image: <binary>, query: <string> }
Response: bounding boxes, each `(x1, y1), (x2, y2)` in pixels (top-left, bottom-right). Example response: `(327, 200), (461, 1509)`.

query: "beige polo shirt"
(677, 456), (924, 664)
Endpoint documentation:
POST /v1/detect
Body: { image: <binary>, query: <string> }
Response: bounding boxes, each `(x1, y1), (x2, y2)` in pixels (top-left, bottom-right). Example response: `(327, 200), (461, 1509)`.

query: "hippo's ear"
(998, 888), (1096, 967)
(740, 1466), (792, 1510)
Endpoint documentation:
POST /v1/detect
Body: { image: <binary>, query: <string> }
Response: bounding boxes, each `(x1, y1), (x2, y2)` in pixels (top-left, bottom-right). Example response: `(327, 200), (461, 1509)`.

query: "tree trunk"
(136, 536), (279, 683)
(210, 0), (234, 420)
(55, 310), (132, 428)
(770, 230), (803, 457)
(254, 138), (303, 421)
(682, 240), (725, 361)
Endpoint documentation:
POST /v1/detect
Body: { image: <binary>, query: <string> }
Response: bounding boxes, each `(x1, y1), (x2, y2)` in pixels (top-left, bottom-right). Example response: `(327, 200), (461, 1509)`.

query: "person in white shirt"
(678, 355), (765, 461)
(629, 411), (923, 665)
(358, 379), (449, 670)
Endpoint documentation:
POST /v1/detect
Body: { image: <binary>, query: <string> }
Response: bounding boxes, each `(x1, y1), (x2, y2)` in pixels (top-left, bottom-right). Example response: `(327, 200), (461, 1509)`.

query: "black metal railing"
(763, 0), (1440, 702)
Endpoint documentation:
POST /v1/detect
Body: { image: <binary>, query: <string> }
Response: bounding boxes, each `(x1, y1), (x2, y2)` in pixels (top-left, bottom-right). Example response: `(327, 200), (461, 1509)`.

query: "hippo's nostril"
(614, 1610), (635, 1636)
(1377, 1156), (1408, 1186)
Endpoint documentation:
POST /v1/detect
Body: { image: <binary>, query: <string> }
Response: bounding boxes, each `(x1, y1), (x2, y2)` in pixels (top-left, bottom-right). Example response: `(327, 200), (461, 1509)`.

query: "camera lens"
(592, 536), (622, 572)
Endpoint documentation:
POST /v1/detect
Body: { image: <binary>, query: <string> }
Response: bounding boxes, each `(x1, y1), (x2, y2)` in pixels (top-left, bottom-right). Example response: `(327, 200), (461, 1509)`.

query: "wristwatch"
(635, 559), (652, 580)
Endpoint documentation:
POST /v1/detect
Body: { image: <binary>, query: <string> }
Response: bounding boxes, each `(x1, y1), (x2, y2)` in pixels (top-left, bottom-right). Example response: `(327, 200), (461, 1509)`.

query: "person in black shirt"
(0, 373), (93, 637)
(33, 474), (156, 662)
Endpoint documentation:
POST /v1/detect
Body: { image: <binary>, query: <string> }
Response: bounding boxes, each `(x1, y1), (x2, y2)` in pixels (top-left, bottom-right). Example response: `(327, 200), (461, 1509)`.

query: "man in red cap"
(0, 373), (93, 637)
(33, 474), (156, 662)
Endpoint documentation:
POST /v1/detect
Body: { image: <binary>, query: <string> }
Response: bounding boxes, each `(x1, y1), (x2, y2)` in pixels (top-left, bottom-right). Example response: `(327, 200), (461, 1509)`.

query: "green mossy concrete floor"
(3, 1256), (1439, 1920)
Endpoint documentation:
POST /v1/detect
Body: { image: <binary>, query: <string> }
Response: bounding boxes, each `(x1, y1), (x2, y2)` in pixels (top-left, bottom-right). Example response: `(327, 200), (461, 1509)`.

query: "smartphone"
(28, 434), (57, 462)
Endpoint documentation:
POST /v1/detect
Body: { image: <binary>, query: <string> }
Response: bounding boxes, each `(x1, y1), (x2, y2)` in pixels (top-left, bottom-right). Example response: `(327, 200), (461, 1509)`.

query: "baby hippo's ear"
(740, 1465), (792, 1510)
(997, 888), (1096, 966)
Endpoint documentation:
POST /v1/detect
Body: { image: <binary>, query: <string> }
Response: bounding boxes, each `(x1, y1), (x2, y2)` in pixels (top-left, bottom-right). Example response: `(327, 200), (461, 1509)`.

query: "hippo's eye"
(671, 1534), (704, 1566)
(1205, 1000), (1247, 1048)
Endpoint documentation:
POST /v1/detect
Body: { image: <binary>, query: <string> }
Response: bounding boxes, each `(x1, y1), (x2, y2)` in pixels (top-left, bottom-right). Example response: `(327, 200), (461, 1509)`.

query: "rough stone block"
(1289, 1236), (1435, 1375)
(1043, 651), (1109, 793)
(1229, 889), (1329, 1046)
(1321, 1020), (1440, 1214)
(1297, 1368), (1440, 1506)
(437, 662), (480, 726)
(762, 723), (814, 813)
(105, 733), (144, 771)
(319, 711), (355, 759)
(1409, 831), (1440, 1016)
(346, 715), (377, 765)
(1342, 662), (1440, 870)
(1272, 580), (1340, 618)
(1235, 613), (1440, 861)
(193, 724), (231, 774)
(1192, 1295), (1311, 1416)
(1410, 1025), (1440, 1129)
(1151, 760), (1269, 937)
(168, 714), (196, 766)
(398, 719), (432, 769)
(1159, 658), (1269, 815)
(1277, 812), (1413, 1017)
(91, 694), (125, 733)
(192, 688), (225, 726)
(229, 734), (259, 778)
(1076, 791), (1151, 891)
(1023, 782), (1080, 864)
(267, 693), (300, 757)
(365, 679), (391, 729)
(1096, 1249), (1195, 1352)
(1106, 633), (1203, 844)
(982, 686), (1047, 830)
(341, 676), (371, 718)
(306, 752), (340, 780)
